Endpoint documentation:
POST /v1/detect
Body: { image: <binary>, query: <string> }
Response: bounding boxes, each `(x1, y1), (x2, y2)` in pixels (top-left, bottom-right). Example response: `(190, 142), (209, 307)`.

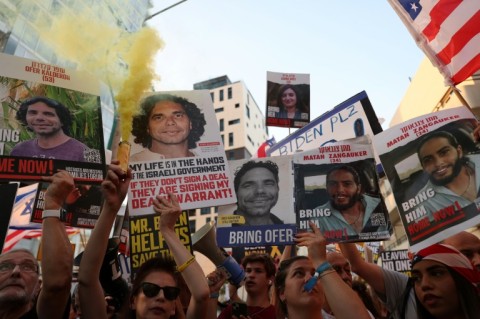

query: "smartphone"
(232, 302), (248, 317)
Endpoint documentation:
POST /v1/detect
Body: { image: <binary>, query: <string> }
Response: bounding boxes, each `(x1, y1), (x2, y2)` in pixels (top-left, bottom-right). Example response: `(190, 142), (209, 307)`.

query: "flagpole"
(452, 85), (472, 110)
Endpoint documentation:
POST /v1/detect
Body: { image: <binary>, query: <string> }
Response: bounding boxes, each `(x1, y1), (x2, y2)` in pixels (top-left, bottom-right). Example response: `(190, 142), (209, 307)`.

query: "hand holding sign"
(153, 193), (181, 232)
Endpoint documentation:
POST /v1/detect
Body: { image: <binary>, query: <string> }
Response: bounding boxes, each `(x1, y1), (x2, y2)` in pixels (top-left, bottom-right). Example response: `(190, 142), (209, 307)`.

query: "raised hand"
(101, 160), (132, 213)
(153, 193), (182, 231)
(42, 170), (75, 209)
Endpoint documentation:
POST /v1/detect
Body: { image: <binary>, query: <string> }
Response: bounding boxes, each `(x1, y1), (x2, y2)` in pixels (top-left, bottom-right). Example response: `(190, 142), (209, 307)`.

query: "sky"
(147, 1), (425, 142)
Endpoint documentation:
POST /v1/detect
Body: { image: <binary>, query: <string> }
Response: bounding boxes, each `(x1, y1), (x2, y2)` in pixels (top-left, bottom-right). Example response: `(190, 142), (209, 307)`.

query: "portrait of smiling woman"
(275, 84), (309, 120)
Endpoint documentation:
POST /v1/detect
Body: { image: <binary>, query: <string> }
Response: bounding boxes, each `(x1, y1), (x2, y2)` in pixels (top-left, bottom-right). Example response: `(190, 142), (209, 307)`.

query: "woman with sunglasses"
(78, 162), (209, 319)
(129, 193), (210, 319)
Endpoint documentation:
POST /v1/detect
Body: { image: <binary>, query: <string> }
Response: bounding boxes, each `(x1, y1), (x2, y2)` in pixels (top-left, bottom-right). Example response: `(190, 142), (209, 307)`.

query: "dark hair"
(16, 96), (73, 135)
(130, 257), (178, 318)
(326, 165), (361, 186)
(274, 256), (309, 317)
(276, 84), (308, 113)
(131, 94), (206, 150)
(241, 253), (276, 278)
(414, 269), (480, 319)
(416, 131), (459, 159)
(234, 160), (279, 193)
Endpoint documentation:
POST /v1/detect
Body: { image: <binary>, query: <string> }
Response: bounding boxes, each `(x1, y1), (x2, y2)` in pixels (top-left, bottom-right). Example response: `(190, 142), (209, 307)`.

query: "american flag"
(388, 0), (480, 85)
(2, 184), (78, 253)
(252, 137), (276, 158)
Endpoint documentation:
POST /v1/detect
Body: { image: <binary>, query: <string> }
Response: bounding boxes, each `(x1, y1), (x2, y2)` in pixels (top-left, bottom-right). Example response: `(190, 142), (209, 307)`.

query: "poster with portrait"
(30, 182), (103, 228)
(216, 156), (296, 248)
(266, 71), (310, 129)
(267, 91), (383, 157)
(127, 90), (236, 215)
(0, 53), (106, 183)
(372, 107), (480, 251)
(293, 136), (391, 243)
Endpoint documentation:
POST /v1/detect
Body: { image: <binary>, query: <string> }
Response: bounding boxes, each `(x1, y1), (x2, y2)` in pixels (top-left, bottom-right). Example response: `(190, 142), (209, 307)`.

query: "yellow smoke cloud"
(33, 4), (164, 141)
(115, 28), (163, 140)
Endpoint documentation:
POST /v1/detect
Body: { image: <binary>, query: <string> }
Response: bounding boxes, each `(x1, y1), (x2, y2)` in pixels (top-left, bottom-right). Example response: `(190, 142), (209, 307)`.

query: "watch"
(42, 209), (61, 219)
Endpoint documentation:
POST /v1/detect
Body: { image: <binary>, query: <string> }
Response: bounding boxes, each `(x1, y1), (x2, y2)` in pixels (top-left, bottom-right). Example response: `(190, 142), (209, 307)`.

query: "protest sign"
(30, 182), (103, 228)
(0, 53), (106, 183)
(0, 183), (18, 252)
(373, 107), (480, 251)
(293, 136), (391, 242)
(129, 211), (191, 275)
(127, 90), (235, 215)
(380, 249), (411, 276)
(266, 71), (310, 128)
(217, 157), (296, 247)
(267, 91), (382, 157)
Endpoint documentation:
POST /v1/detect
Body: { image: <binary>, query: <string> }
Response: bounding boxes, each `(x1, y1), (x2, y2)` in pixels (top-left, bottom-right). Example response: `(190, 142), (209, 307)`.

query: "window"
(247, 135), (253, 144)
(235, 103), (240, 108)
(219, 119), (224, 131)
(246, 105), (250, 119)
(228, 87), (232, 99)
(221, 134), (224, 145)
(219, 89), (224, 101)
(229, 150), (235, 160)
(210, 92), (214, 101)
(200, 207), (210, 215)
(228, 119), (240, 125)
(247, 94), (250, 104)
(229, 132), (234, 146)
(215, 107), (224, 113)
(189, 220), (196, 232)
(206, 217), (212, 223)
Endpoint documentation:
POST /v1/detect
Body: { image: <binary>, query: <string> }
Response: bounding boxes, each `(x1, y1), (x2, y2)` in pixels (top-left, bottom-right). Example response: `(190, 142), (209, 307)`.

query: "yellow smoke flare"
(115, 28), (163, 141)
(33, 4), (164, 141)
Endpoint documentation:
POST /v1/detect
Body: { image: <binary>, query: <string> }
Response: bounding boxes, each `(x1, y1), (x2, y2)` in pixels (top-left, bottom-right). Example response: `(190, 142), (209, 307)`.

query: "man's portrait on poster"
(130, 93), (207, 161)
(406, 129), (480, 220)
(10, 96), (94, 162)
(314, 164), (388, 237)
(233, 160), (284, 226)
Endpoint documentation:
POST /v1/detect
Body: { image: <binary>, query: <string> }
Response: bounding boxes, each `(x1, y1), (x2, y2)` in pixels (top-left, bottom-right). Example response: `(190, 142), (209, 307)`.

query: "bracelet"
(176, 255), (195, 273)
(42, 209), (61, 219)
(209, 292), (219, 299)
(303, 262), (332, 292)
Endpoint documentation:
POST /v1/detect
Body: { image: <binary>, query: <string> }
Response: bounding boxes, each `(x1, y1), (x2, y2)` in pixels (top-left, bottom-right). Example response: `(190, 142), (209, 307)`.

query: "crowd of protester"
(1, 162), (480, 319)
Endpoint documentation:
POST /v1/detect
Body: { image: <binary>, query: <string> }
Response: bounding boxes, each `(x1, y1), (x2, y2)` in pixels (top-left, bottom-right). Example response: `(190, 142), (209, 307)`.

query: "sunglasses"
(140, 282), (180, 301)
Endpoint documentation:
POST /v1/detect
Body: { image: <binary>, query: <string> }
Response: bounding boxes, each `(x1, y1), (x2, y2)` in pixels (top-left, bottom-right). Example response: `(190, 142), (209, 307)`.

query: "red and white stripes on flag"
(253, 137), (276, 158)
(3, 228), (43, 252)
(3, 227), (79, 253)
(388, 0), (480, 85)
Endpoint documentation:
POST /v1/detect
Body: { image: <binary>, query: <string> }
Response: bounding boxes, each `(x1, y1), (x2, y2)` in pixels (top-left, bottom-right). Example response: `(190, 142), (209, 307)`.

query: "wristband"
(209, 292), (219, 299)
(176, 255), (195, 273)
(42, 209), (61, 219)
(304, 261), (332, 292)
